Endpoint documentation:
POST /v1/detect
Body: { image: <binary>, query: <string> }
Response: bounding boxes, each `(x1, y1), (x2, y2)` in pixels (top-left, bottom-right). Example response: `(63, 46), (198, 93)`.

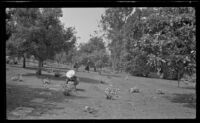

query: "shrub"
(84, 106), (97, 114)
(181, 73), (196, 83)
(14, 60), (18, 64)
(104, 86), (120, 100)
(54, 71), (61, 77)
(63, 81), (76, 96)
(129, 87), (140, 93)
(42, 78), (50, 87)
(162, 66), (180, 80)
(11, 76), (18, 81)
(156, 89), (165, 94)
(11, 74), (23, 82)
(126, 54), (150, 77)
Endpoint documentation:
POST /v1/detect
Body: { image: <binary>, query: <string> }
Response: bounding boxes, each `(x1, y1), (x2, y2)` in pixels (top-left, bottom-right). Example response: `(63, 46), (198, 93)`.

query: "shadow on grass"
(23, 73), (66, 81)
(100, 73), (121, 78)
(6, 83), (89, 117)
(23, 73), (108, 85)
(181, 86), (196, 90)
(78, 76), (105, 84)
(76, 88), (86, 92)
(8, 64), (71, 72)
(163, 93), (196, 109)
(9, 65), (109, 85)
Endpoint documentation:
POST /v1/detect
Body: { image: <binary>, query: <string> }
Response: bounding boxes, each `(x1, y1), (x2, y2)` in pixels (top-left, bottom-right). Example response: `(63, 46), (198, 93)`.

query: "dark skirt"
(85, 65), (89, 71)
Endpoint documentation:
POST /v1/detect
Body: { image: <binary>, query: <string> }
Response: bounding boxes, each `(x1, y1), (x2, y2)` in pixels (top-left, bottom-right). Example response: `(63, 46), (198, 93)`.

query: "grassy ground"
(6, 62), (196, 119)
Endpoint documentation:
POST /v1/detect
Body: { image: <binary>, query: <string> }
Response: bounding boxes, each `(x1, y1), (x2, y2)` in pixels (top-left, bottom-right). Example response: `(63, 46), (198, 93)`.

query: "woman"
(73, 62), (79, 71)
(85, 60), (90, 73)
(66, 70), (79, 89)
(85, 65), (90, 73)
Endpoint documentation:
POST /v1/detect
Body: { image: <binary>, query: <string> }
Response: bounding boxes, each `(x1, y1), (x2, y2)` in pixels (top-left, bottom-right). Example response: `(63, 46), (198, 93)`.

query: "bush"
(104, 86), (120, 100)
(54, 71), (61, 77)
(148, 72), (161, 79)
(14, 61), (18, 64)
(129, 87), (140, 93)
(126, 54), (150, 77)
(162, 66), (180, 80)
(181, 73), (196, 83)
(63, 82), (76, 96)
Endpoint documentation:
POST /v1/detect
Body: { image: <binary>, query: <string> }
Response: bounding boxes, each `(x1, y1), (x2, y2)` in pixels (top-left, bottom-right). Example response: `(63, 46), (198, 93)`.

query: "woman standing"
(85, 60), (90, 73)
(73, 62), (79, 72)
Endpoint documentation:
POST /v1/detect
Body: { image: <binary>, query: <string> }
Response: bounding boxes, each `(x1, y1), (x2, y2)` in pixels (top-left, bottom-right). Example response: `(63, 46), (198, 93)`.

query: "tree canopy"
(6, 8), (77, 75)
(100, 7), (196, 85)
(75, 35), (109, 70)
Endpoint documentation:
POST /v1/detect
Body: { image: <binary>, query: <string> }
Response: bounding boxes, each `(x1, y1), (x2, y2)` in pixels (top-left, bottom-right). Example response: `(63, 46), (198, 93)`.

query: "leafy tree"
(123, 7), (195, 86)
(65, 47), (78, 65)
(79, 36), (105, 54)
(8, 8), (77, 75)
(100, 8), (133, 72)
(6, 8), (30, 67)
(54, 27), (77, 64)
(122, 8), (155, 76)
(77, 36), (109, 72)
(145, 7), (195, 86)
(6, 8), (16, 41)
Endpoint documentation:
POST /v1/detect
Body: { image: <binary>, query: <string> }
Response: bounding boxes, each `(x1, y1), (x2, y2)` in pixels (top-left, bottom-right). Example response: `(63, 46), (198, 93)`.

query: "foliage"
(145, 7), (195, 81)
(63, 82), (76, 96)
(100, 8), (133, 71)
(129, 87), (140, 93)
(54, 71), (62, 77)
(76, 36), (109, 70)
(79, 36), (105, 54)
(100, 7), (196, 85)
(7, 8), (77, 75)
(122, 7), (195, 81)
(126, 51), (150, 77)
(104, 86), (120, 100)
(6, 8), (17, 41)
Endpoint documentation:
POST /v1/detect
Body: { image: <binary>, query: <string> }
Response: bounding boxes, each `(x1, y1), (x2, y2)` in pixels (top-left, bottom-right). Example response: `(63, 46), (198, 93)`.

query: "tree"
(9, 8), (77, 75)
(64, 47), (77, 65)
(79, 36), (105, 54)
(122, 8), (156, 76)
(100, 8), (133, 72)
(6, 8), (24, 65)
(89, 49), (109, 71)
(77, 36), (109, 72)
(54, 27), (77, 64)
(145, 7), (195, 86)
(6, 8), (16, 41)
(122, 7), (195, 87)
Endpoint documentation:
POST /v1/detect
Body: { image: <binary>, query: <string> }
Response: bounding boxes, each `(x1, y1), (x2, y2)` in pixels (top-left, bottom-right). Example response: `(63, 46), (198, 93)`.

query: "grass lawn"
(6, 63), (196, 119)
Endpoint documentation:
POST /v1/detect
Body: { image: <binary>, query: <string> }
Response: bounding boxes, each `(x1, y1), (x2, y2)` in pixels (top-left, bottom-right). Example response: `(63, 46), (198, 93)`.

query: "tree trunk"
(94, 65), (96, 72)
(37, 59), (43, 75)
(161, 62), (168, 79)
(23, 54), (26, 68)
(112, 57), (117, 72)
(177, 70), (181, 87)
(178, 80), (180, 87)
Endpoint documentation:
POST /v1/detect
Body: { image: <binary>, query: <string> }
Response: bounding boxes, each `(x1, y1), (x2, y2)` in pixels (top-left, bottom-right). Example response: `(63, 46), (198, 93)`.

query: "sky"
(60, 8), (106, 45)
